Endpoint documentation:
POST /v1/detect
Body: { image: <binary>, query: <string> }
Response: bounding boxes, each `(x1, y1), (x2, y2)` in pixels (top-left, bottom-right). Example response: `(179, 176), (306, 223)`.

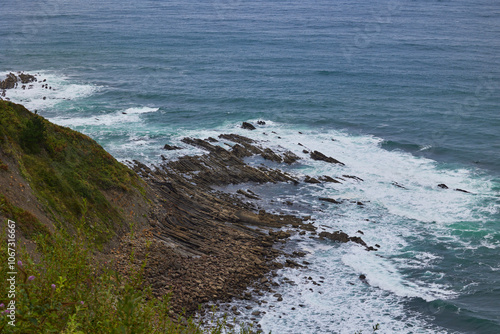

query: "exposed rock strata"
(115, 134), (372, 315)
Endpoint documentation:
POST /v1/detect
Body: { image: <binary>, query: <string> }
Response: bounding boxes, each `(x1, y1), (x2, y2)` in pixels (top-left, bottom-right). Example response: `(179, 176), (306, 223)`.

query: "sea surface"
(1, 0), (499, 333)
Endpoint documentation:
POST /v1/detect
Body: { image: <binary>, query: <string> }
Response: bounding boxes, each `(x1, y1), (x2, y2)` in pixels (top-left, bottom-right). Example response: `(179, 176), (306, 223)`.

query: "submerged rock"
(342, 174), (363, 182)
(319, 175), (341, 183)
(318, 197), (341, 204)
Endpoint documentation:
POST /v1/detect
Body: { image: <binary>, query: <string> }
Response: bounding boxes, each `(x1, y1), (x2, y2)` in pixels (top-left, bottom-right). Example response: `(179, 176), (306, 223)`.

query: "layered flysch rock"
(116, 133), (374, 315)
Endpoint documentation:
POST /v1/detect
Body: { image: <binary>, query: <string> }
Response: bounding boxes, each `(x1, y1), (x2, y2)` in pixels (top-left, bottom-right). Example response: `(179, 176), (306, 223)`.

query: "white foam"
(50, 107), (159, 127)
(0, 71), (98, 111)
(188, 120), (497, 334)
(341, 246), (454, 301)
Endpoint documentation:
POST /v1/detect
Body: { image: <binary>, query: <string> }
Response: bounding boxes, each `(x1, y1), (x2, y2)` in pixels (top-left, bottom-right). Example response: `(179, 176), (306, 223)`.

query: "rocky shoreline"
(111, 129), (376, 322)
(0, 73), (374, 319)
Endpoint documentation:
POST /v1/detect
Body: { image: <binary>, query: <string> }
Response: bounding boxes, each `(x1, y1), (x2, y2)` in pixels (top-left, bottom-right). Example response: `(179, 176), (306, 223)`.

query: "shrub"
(20, 116), (46, 154)
(0, 220), (254, 334)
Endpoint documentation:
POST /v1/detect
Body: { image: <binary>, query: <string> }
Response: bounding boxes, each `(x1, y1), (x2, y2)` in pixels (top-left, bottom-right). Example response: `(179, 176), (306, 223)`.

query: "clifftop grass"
(0, 100), (146, 245)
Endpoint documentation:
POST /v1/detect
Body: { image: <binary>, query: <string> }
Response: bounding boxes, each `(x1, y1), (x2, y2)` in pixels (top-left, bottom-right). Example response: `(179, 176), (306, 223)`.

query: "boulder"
(318, 231), (367, 247)
(0, 73), (18, 90)
(19, 73), (36, 84)
(242, 122), (256, 130)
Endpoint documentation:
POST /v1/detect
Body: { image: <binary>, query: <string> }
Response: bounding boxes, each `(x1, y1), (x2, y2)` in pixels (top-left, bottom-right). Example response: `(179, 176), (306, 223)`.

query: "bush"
(0, 220), (253, 334)
(20, 117), (46, 154)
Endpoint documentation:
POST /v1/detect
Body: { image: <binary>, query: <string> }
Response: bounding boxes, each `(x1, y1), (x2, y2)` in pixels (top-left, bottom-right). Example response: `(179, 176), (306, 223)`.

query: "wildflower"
(28, 276), (35, 281)
(80, 301), (84, 305)
(0, 304), (4, 308)
(51, 284), (56, 290)
(17, 260), (22, 267)
(3, 310), (10, 315)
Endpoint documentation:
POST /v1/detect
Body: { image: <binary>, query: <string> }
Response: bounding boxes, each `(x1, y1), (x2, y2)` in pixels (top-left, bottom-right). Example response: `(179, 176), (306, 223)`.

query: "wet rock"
(438, 183), (449, 189)
(0, 73), (18, 89)
(270, 230), (291, 240)
(304, 176), (321, 184)
(299, 223), (316, 231)
(261, 148), (282, 163)
(163, 144), (182, 150)
(219, 133), (255, 145)
(342, 174), (363, 181)
(242, 122), (256, 130)
(283, 151), (300, 164)
(455, 188), (471, 193)
(292, 251), (306, 257)
(19, 73), (36, 84)
(310, 150), (345, 165)
(392, 182), (407, 189)
(285, 259), (304, 268)
(257, 121), (266, 125)
(318, 231), (367, 248)
(318, 197), (341, 204)
(231, 144), (252, 158)
(319, 175), (341, 183)
(181, 137), (218, 152)
(237, 189), (260, 200)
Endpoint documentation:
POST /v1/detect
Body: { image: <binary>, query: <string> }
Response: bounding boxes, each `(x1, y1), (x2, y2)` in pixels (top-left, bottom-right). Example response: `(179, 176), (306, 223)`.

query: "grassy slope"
(0, 100), (147, 245)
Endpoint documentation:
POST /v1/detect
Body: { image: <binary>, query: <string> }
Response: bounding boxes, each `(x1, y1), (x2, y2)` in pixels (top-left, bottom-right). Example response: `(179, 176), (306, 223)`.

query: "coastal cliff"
(0, 98), (370, 332)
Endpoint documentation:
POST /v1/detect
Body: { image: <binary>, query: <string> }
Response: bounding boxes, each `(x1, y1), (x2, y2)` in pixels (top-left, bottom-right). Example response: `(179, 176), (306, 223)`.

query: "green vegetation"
(0, 158), (8, 171)
(0, 221), (251, 333)
(0, 194), (50, 239)
(0, 101), (256, 333)
(0, 101), (146, 246)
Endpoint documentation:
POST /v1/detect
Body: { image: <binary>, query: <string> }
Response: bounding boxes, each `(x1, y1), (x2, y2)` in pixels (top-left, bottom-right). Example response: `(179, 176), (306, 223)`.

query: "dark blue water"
(1, 0), (499, 333)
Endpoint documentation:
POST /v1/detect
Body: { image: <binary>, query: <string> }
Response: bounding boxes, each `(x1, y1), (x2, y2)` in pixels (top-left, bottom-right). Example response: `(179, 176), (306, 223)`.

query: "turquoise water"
(1, 0), (499, 333)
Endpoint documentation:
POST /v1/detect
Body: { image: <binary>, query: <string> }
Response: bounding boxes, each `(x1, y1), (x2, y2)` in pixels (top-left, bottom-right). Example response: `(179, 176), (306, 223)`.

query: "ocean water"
(1, 0), (499, 333)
